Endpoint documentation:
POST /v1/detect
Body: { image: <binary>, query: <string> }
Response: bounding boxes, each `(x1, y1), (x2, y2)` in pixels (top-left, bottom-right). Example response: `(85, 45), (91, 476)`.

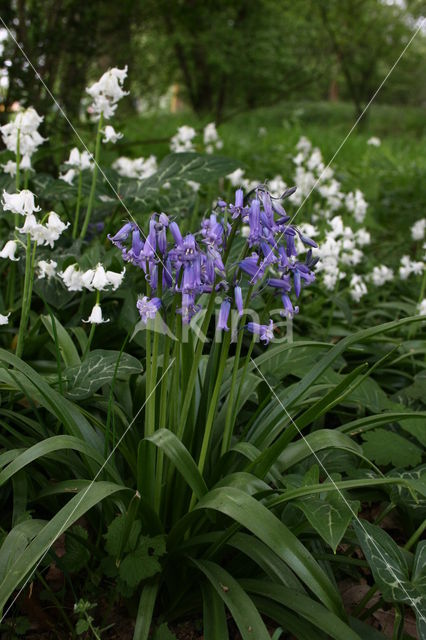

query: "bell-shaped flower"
(83, 303), (110, 324)
(59, 264), (85, 291)
(106, 268), (126, 290)
(136, 296), (161, 324)
(2, 189), (41, 216)
(37, 259), (57, 279)
(0, 240), (20, 261)
(91, 264), (110, 290)
(0, 313), (10, 325)
(217, 299), (231, 331)
(59, 169), (76, 185)
(102, 125), (123, 144)
(247, 320), (275, 344)
(1, 160), (17, 176)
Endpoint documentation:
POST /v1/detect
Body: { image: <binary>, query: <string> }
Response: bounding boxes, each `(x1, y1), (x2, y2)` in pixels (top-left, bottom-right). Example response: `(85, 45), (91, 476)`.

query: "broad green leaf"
(0, 482), (127, 610)
(64, 349), (143, 400)
(294, 491), (359, 553)
(0, 435), (121, 486)
(61, 526), (90, 573)
(193, 559), (271, 640)
(105, 516), (142, 557)
(178, 486), (344, 616)
(249, 316), (425, 451)
(0, 349), (102, 452)
(399, 417), (426, 447)
(354, 520), (426, 639)
(133, 580), (159, 640)
(0, 520), (45, 583)
(42, 314), (80, 366)
(228, 533), (305, 592)
(146, 429), (208, 499)
(201, 581), (229, 640)
(361, 429), (423, 468)
(277, 429), (363, 472)
(119, 535), (166, 588)
(388, 466), (426, 519)
(242, 579), (361, 640)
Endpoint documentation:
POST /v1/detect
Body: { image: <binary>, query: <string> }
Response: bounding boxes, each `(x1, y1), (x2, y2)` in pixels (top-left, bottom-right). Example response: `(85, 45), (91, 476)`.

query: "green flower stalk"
(80, 112), (103, 240)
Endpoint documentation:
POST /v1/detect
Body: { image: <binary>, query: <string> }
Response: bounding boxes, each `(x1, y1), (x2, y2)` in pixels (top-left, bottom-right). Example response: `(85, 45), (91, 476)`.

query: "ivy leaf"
(354, 520), (426, 639)
(294, 490), (359, 553)
(65, 349), (143, 400)
(118, 535), (166, 588)
(61, 525), (90, 573)
(361, 429), (423, 468)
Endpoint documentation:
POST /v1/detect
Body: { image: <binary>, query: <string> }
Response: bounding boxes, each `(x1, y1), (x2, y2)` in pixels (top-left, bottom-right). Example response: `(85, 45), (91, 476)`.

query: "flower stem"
(15, 234), (35, 358)
(80, 113), (103, 240)
(72, 169), (83, 240)
(83, 291), (100, 358)
(190, 329), (231, 508)
(176, 290), (217, 440)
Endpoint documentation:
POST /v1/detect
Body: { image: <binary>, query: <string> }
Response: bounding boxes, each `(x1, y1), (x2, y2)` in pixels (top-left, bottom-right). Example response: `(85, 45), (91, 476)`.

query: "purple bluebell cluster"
(108, 186), (318, 343)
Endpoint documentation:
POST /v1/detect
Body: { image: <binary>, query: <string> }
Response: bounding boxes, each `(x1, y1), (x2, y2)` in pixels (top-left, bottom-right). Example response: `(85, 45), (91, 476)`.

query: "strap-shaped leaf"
(242, 579), (361, 640)
(193, 559), (271, 640)
(177, 486), (344, 616)
(145, 429), (208, 500)
(0, 482), (127, 611)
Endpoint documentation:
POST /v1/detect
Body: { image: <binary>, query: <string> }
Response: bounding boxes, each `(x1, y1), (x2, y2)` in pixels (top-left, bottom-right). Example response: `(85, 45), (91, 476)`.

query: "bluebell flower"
(178, 293), (201, 324)
(248, 199), (261, 246)
(239, 254), (265, 283)
(108, 221), (135, 250)
(234, 286), (243, 316)
(247, 320), (275, 344)
(281, 294), (299, 318)
(228, 188), (248, 219)
(137, 296), (162, 323)
(218, 299), (231, 331)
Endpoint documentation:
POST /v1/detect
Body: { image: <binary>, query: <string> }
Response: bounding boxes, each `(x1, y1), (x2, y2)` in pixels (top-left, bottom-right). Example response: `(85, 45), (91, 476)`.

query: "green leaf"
(277, 429), (363, 472)
(61, 525), (90, 573)
(42, 315), (80, 366)
(76, 618), (90, 634)
(146, 429), (208, 500)
(361, 429), (423, 468)
(104, 516), (141, 557)
(0, 435), (121, 486)
(0, 349), (102, 452)
(119, 535), (166, 588)
(193, 559), (271, 640)
(354, 520), (426, 639)
(0, 482), (126, 610)
(201, 581), (229, 640)
(399, 417), (426, 447)
(152, 623), (177, 640)
(64, 349), (143, 400)
(242, 579), (362, 640)
(174, 486), (344, 616)
(294, 490), (359, 553)
(133, 580), (159, 640)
